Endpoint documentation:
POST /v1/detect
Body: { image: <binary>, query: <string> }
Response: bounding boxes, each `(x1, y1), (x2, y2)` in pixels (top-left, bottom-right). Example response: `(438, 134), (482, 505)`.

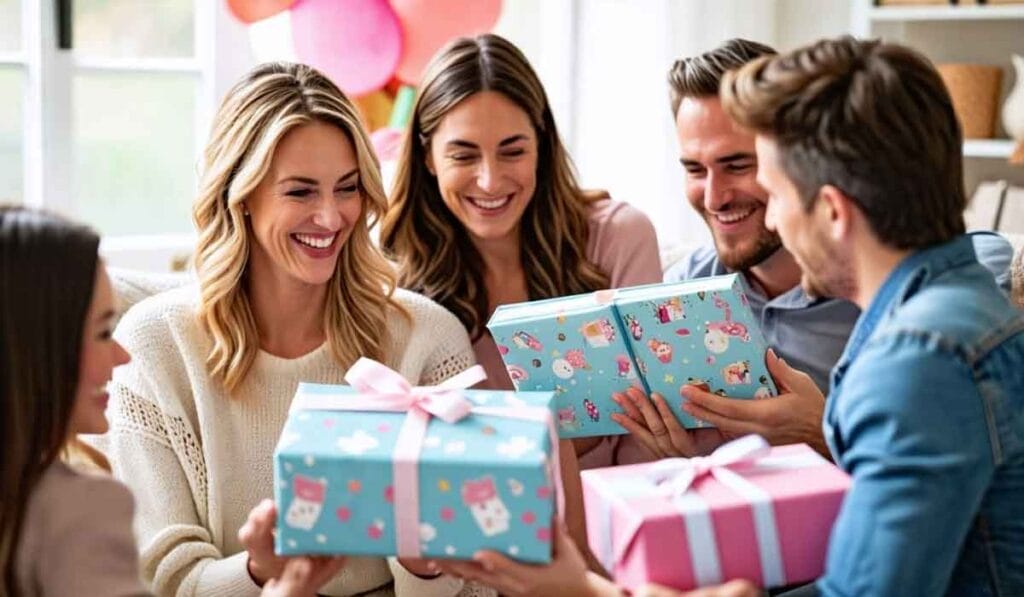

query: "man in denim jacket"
(611, 40), (1014, 465)
(721, 37), (1024, 595)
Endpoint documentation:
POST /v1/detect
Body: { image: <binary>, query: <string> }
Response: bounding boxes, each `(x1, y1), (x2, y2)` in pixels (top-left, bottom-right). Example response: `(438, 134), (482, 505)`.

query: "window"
(0, 0), (214, 267)
(0, 0), (23, 203)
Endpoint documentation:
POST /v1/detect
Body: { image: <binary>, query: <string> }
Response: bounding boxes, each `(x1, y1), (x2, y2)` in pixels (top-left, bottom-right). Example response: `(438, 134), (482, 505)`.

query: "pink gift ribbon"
(593, 435), (818, 588)
(291, 358), (565, 558)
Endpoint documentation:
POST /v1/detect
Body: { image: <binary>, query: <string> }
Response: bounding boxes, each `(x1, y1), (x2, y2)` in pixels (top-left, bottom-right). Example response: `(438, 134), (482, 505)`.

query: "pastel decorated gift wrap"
(613, 275), (777, 428)
(581, 436), (850, 591)
(487, 290), (641, 439)
(486, 274), (777, 437)
(274, 358), (563, 563)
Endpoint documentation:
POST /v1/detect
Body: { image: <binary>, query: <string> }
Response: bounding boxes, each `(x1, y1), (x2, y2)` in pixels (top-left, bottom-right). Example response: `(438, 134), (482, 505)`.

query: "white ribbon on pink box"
(583, 435), (847, 590)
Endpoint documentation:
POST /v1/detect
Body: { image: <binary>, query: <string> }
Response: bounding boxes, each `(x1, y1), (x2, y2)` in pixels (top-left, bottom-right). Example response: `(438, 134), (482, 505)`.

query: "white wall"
(568, 0), (805, 254)
(776, 0), (852, 51)
(213, 2), (257, 104)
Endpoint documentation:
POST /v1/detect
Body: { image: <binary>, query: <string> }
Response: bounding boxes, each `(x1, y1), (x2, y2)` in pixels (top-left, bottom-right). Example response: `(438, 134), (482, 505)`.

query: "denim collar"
(829, 234), (978, 390)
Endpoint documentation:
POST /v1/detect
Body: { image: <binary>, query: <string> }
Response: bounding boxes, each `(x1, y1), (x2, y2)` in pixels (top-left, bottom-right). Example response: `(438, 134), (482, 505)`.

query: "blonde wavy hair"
(380, 34), (609, 341)
(193, 62), (403, 394)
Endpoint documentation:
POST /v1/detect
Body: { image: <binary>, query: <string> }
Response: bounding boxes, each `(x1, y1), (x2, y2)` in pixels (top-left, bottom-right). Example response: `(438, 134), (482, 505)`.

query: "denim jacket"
(819, 235), (1024, 596)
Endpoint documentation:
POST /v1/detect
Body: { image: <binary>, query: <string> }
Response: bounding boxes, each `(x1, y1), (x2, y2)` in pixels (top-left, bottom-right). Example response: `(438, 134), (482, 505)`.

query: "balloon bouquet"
(228, 0), (503, 178)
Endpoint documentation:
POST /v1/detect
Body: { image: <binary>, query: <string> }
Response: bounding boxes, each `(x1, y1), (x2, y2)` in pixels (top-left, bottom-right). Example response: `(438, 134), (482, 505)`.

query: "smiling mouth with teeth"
(292, 233), (337, 249)
(715, 206), (756, 224)
(466, 194), (512, 210)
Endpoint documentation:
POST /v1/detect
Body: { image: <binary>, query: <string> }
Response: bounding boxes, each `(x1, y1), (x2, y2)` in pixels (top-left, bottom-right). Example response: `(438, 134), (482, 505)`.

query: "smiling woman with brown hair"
(381, 34), (663, 471)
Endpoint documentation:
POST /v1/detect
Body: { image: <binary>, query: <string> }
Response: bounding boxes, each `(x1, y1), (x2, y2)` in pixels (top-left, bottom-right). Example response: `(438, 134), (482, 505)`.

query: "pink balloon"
(392, 0), (503, 85)
(290, 0), (403, 97)
(370, 127), (403, 162)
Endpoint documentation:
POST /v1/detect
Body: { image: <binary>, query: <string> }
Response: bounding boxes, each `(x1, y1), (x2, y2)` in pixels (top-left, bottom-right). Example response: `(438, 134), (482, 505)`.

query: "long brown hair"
(380, 34), (609, 341)
(193, 62), (404, 393)
(0, 206), (100, 595)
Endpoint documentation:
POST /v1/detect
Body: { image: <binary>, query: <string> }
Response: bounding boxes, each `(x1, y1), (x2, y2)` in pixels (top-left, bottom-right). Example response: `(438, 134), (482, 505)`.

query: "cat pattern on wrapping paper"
(462, 476), (511, 537)
(285, 474), (326, 531)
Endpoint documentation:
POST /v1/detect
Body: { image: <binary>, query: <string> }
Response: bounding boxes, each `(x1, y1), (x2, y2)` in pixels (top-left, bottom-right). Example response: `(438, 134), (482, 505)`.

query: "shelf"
(963, 139), (1018, 159)
(870, 4), (1024, 22)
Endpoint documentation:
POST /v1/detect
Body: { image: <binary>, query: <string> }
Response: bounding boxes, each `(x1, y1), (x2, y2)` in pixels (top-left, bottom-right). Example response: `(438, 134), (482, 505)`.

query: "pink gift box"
(581, 439), (851, 591)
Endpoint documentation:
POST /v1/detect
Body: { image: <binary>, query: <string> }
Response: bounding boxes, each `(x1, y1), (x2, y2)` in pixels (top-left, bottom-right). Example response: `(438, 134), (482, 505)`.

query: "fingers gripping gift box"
(613, 275), (778, 428)
(487, 274), (777, 438)
(274, 358), (563, 563)
(582, 436), (851, 591)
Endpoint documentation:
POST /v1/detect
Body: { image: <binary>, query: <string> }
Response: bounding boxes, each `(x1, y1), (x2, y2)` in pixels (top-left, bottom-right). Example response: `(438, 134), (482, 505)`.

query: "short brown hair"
(668, 38), (777, 115)
(721, 36), (965, 250)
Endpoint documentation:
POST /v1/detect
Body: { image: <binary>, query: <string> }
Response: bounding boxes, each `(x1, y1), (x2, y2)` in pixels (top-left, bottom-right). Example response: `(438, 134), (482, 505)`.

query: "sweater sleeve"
(107, 382), (263, 597)
(31, 473), (149, 596)
(105, 297), (263, 597)
(417, 302), (477, 386)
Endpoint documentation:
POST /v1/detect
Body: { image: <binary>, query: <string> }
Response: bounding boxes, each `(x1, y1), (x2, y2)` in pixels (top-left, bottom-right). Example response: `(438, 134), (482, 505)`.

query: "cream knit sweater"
(104, 285), (483, 597)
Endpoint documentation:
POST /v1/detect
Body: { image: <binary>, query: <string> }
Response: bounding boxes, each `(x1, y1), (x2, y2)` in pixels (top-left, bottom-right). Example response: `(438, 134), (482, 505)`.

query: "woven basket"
(937, 63), (1003, 139)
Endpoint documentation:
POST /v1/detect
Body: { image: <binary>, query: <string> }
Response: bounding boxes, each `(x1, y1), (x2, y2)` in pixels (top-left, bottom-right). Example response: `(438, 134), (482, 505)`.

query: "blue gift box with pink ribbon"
(273, 358), (562, 563)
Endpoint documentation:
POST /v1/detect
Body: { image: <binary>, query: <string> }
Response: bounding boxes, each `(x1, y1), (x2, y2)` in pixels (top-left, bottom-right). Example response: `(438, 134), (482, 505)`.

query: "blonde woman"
(380, 34), (663, 471)
(103, 63), (475, 596)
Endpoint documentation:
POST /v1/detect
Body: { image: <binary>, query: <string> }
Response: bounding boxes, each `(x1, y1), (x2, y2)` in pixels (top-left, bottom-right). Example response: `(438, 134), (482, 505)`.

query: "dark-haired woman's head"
(0, 205), (130, 593)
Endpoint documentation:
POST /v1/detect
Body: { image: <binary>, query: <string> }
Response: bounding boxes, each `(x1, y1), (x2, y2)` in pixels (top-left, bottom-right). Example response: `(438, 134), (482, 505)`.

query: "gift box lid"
(276, 384), (558, 467)
(488, 291), (613, 325)
(611, 273), (742, 303)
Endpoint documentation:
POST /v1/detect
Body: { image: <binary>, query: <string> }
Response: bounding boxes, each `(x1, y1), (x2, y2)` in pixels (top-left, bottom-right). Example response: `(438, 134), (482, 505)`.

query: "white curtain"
(568, 0), (779, 255)
(499, 0), (851, 259)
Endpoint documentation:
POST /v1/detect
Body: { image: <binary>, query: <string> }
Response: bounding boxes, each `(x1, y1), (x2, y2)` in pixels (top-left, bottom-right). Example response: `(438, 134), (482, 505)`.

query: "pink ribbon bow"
(342, 357), (484, 423)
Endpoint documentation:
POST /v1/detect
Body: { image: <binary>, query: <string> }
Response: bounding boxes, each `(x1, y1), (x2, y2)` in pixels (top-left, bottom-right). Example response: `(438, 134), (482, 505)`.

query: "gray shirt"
(664, 231), (1014, 392)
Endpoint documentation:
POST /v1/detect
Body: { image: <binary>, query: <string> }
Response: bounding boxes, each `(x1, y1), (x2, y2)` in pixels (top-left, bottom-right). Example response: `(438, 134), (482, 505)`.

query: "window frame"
(6, 0), (216, 270)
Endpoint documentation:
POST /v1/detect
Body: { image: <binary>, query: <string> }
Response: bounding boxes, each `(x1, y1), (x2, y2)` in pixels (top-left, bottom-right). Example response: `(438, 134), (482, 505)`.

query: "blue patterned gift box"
(486, 292), (641, 439)
(487, 274), (777, 437)
(614, 275), (777, 428)
(274, 376), (559, 564)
